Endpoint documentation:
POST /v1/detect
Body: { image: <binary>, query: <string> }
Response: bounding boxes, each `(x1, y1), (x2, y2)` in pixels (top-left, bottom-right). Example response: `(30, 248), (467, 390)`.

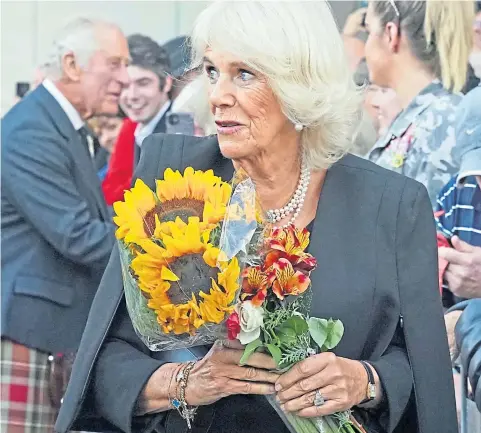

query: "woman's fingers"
(222, 339), (244, 350)
(222, 364), (280, 384)
(243, 351), (278, 370)
(277, 370), (331, 403)
(276, 353), (333, 392)
(296, 399), (345, 418)
(226, 379), (276, 396)
(280, 385), (338, 412)
(218, 346), (278, 370)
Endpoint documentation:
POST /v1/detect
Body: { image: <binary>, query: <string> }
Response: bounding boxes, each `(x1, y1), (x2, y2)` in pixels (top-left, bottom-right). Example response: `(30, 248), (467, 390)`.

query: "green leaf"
(324, 319), (344, 350)
(277, 327), (297, 345)
(266, 344), (282, 366)
(307, 317), (329, 349)
(239, 339), (263, 365)
(281, 316), (308, 335)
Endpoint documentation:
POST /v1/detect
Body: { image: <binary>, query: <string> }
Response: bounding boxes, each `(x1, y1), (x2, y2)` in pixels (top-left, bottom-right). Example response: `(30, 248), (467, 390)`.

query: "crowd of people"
(1, 1), (480, 433)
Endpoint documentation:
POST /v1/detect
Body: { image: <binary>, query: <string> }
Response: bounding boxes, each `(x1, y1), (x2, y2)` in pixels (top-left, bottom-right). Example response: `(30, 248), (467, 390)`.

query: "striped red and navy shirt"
(436, 175), (481, 306)
(435, 175), (481, 246)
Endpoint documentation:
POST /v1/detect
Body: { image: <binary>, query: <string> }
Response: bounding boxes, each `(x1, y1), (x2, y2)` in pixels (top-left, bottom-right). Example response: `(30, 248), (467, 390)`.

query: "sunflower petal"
(161, 266), (179, 281)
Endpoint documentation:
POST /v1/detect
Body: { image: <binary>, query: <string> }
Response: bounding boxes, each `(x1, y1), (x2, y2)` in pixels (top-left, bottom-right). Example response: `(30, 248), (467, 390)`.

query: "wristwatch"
(359, 361), (377, 404)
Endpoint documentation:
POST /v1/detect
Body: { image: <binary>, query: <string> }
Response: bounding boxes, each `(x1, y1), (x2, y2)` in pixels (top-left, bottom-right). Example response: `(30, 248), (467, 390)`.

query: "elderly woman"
(364, 0), (474, 207)
(56, 2), (456, 433)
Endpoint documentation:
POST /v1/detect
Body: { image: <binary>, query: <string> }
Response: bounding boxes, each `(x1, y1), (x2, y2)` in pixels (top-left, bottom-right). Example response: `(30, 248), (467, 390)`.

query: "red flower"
(264, 225), (317, 273)
(241, 266), (269, 307)
(271, 258), (310, 300)
(226, 312), (241, 340)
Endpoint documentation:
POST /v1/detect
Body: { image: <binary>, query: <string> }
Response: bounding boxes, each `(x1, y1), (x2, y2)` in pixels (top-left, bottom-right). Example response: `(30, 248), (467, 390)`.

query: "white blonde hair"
(43, 18), (116, 80)
(190, 1), (362, 169)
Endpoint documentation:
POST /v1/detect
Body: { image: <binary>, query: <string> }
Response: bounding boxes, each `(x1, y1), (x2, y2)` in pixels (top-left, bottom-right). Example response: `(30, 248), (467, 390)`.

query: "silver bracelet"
(171, 361), (197, 429)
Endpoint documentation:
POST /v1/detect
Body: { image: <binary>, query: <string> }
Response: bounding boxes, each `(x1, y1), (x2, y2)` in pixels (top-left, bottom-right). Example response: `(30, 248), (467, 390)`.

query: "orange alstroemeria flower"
(241, 266), (270, 306)
(265, 225), (317, 272)
(272, 258), (310, 300)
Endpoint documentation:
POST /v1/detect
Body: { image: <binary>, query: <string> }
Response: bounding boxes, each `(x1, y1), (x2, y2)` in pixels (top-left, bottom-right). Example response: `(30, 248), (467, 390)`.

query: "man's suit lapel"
(153, 101), (171, 134)
(32, 86), (110, 221)
(134, 101), (172, 167)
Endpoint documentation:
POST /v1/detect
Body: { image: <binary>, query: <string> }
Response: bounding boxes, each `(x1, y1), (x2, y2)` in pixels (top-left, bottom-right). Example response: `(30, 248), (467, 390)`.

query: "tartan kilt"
(1, 339), (57, 433)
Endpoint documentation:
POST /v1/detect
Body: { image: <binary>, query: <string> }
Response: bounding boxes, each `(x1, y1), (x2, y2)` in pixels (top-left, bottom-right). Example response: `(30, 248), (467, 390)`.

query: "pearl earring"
(295, 123), (304, 132)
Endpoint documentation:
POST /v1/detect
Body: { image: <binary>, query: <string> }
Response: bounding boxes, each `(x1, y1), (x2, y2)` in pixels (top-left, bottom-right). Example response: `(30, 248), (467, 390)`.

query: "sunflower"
(113, 168), (232, 245)
(131, 218), (240, 335)
(113, 179), (157, 243)
(155, 167), (232, 229)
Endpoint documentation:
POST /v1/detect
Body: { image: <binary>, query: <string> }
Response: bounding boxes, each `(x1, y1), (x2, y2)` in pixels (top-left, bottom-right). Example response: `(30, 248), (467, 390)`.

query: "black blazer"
(1, 85), (115, 353)
(56, 134), (457, 433)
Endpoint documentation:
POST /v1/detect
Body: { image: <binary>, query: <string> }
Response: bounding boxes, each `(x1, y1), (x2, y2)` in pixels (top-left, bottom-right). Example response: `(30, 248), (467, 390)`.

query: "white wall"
(0, 0), (357, 115)
(0, 0), (211, 114)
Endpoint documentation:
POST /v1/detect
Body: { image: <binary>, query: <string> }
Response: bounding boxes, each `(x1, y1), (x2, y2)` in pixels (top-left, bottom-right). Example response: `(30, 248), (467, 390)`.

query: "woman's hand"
(275, 353), (368, 417)
(138, 340), (278, 415)
(342, 7), (367, 37)
(185, 340), (279, 406)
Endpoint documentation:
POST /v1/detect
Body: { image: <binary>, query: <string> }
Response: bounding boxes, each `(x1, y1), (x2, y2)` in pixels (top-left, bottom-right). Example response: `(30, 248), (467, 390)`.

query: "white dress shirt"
(42, 79), (95, 158)
(134, 100), (171, 147)
(43, 79), (84, 131)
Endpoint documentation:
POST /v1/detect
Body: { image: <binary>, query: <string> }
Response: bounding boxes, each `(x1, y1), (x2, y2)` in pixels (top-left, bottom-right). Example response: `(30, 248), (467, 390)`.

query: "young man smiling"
(102, 34), (172, 204)
(122, 34), (173, 163)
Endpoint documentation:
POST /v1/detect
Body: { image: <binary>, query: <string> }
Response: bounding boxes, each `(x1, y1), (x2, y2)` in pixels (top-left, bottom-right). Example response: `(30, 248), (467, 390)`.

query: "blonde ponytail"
(373, 0), (475, 93)
(424, 1), (474, 92)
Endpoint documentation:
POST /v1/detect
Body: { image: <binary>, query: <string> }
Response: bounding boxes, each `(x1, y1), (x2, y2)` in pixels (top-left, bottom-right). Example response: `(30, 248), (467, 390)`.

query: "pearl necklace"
(266, 161), (310, 228)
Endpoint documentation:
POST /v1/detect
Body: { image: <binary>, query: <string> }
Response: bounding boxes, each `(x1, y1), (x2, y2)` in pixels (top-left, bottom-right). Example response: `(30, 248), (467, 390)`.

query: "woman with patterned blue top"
(364, 0), (474, 207)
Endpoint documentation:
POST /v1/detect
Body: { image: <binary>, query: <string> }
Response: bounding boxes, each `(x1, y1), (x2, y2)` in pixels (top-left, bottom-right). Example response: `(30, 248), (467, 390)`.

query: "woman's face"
(367, 85), (402, 136)
(364, 4), (392, 88)
(96, 116), (123, 152)
(203, 49), (291, 161)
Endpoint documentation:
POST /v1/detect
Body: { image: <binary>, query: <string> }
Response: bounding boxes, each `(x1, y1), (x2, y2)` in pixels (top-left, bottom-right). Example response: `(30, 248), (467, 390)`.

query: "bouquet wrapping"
(114, 167), (262, 351)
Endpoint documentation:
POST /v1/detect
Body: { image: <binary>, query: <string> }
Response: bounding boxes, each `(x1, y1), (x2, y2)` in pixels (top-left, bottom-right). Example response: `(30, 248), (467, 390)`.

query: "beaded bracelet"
(171, 361), (197, 429)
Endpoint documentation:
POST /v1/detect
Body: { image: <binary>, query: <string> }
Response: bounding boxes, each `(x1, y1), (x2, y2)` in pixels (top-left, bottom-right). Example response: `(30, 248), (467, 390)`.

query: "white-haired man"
(1, 18), (129, 433)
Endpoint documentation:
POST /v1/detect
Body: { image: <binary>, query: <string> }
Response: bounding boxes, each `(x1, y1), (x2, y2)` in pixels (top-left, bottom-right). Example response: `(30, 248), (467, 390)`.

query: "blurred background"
(0, 0), (360, 115)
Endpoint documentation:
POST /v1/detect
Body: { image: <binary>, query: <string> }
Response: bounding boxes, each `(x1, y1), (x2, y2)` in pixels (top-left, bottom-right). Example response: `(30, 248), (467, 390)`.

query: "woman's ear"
(163, 76), (173, 94)
(385, 22), (401, 54)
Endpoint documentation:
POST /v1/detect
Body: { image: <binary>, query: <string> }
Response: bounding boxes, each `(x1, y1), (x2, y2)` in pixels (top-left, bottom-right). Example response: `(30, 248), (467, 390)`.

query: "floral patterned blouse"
(367, 81), (463, 208)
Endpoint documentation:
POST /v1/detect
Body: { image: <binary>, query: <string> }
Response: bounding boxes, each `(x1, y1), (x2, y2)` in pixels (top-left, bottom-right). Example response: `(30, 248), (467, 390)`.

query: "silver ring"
(313, 390), (325, 407)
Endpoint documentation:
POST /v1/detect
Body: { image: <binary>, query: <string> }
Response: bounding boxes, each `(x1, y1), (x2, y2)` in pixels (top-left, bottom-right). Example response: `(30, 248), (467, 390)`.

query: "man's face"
(120, 66), (170, 124)
(79, 26), (130, 116)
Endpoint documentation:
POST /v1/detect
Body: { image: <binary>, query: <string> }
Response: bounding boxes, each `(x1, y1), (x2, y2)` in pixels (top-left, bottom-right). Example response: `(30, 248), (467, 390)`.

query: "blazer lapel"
(69, 132), (111, 221)
(33, 86), (110, 221)
(307, 159), (376, 359)
(153, 101), (172, 134)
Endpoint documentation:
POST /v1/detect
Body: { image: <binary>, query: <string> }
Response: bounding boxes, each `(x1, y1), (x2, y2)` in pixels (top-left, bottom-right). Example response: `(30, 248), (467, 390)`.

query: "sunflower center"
(143, 200), (205, 234)
(166, 253), (219, 304)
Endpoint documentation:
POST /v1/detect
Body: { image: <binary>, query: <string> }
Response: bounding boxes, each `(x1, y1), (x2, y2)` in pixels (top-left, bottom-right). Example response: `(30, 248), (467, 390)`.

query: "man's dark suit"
(1, 84), (115, 353)
(133, 102), (171, 167)
(56, 134), (457, 433)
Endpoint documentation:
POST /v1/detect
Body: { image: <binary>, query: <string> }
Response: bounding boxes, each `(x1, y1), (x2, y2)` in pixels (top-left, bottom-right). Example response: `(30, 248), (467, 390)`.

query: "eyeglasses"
(387, 0), (400, 18)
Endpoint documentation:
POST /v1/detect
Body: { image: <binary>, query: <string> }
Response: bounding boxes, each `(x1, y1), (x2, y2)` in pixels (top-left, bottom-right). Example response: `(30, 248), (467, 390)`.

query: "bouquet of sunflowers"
(113, 167), (263, 351)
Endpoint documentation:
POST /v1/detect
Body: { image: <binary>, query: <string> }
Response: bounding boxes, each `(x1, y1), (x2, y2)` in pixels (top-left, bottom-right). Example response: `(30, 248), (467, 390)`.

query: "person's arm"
(387, 183), (457, 433)
(366, 323), (411, 431)
(2, 131), (114, 268)
(455, 299), (481, 411)
(92, 299), (170, 433)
